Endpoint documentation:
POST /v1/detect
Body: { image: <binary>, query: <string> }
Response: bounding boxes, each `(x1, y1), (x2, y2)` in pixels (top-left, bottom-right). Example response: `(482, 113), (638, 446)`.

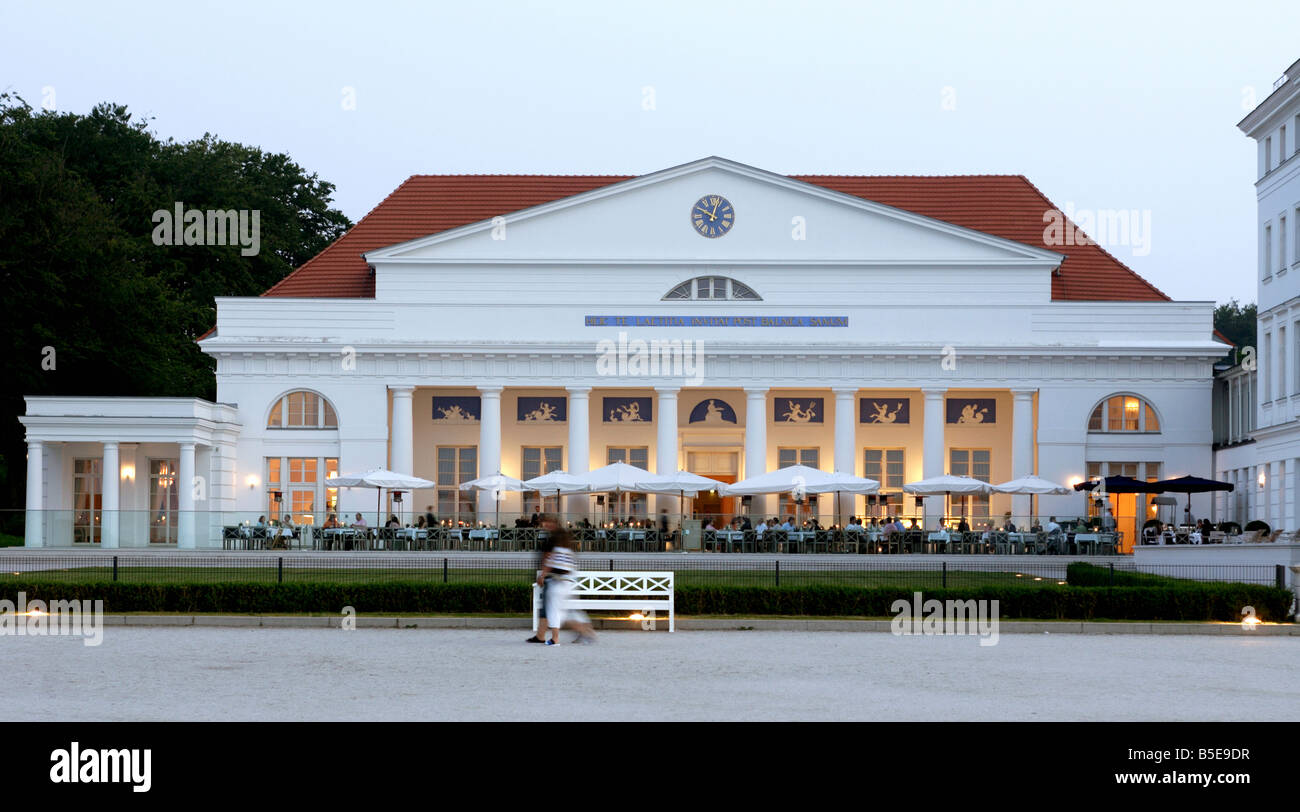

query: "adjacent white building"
(1220, 57), (1300, 529)
(20, 157), (1226, 549)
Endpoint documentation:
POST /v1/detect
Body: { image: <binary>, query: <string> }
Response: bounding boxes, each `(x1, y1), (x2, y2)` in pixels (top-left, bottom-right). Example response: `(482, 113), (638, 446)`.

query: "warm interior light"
(628, 613), (645, 621)
(1067, 476), (1083, 488)
(1124, 399), (1139, 415)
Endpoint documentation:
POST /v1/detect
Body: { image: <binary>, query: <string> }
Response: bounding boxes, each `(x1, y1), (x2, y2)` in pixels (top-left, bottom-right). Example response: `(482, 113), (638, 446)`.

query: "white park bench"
(532, 571), (675, 632)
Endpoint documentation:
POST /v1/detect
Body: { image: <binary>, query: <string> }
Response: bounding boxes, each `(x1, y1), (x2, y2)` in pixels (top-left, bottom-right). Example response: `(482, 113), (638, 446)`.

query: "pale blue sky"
(4, 0), (1296, 304)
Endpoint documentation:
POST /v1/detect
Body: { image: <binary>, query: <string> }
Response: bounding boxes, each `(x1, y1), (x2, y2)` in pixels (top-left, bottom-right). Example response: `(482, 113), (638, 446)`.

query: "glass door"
(73, 459), (103, 544)
(149, 459), (179, 544)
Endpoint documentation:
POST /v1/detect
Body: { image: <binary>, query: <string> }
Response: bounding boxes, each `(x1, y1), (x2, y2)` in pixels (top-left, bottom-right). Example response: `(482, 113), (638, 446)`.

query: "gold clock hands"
(694, 206), (716, 221)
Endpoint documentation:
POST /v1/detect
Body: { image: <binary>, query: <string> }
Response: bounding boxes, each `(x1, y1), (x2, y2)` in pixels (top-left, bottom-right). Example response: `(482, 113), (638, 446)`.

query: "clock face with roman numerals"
(691, 195), (735, 238)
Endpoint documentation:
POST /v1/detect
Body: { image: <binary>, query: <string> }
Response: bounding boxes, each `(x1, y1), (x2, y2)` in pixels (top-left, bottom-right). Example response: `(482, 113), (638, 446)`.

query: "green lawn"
(0, 534), (24, 548)
(0, 566), (1067, 589)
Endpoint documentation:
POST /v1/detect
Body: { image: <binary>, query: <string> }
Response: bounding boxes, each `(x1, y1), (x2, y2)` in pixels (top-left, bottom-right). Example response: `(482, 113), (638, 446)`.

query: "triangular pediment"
(364, 157), (1063, 267)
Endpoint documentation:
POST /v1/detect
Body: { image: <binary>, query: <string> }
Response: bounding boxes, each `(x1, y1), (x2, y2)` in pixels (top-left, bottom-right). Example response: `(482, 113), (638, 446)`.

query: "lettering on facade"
(584, 315), (848, 327)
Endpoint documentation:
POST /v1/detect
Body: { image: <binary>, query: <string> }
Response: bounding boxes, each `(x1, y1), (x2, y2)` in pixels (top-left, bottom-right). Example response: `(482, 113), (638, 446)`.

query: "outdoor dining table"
(926, 531), (954, 553)
(321, 527), (367, 550)
(1007, 532), (1038, 554)
(711, 529), (744, 553)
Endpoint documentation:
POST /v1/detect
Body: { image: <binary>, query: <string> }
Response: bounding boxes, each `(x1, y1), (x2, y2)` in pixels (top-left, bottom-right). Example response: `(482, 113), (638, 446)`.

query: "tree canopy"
(1213, 299), (1257, 355)
(0, 95), (351, 510)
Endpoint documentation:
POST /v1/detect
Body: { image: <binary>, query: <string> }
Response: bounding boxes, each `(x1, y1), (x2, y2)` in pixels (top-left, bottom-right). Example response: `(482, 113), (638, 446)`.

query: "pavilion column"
(25, 440), (43, 547)
(832, 388), (858, 526)
(921, 388), (946, 530)
(101, 441), (120, 549)
(655, 387), (680, 521)
(745, 387), (770, 518)
(1011, 388), (1037, 523)
(178, 442), (196, 549)
(389, 385), (415, 525)
(565, 387), (591, 519)
(477, 386), (502, 518)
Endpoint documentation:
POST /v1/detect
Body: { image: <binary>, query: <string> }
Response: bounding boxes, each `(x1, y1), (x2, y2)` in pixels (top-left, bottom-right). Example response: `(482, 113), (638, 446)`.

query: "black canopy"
(1073, 476), (1157, 494)
(1147, 475), (1234, 494)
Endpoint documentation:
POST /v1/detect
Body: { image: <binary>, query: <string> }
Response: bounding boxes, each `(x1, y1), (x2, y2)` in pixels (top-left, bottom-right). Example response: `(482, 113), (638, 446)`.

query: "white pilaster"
(565, 387), (591, 519)
(1011, 388), (1037, 522)
(389, 385), (415, 524)
(25, 440), (43, 547)
(102, 441), (120, 549)
(655, 387), (680, 519)
(477, 386), (503, 518)
(745, 387), (769, 517)
(922, 388), (946, 529)
(178, 442), (196, 549)
(832, 388), (857, 525)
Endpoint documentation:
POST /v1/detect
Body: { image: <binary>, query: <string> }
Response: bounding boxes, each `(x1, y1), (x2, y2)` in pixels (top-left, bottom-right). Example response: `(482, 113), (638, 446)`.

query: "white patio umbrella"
(903, 474), (992, 527)
(522, 470), (589, 519)
(723, 465), (838, 524)
(459, 471), (525, 529)
(991, 475), (1072, 527)
(803, 471), (880, 529)
(570, 462), (671, 523)
(632, 469), (729, 521)
(325, 468), (436, 528)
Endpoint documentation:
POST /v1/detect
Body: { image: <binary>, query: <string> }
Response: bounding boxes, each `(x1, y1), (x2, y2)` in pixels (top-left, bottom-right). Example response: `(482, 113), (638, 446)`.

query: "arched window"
(267, 390), (338, 429)
(663, 276), (761, 301)
(1087, 394), (1160, 433)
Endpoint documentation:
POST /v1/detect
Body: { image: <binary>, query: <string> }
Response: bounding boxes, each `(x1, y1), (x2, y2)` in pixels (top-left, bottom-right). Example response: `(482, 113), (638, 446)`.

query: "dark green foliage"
(1, 580), (1291, 621)
(1213, 299), (1257, 357)
(1244, 520), (1270, 534)
(0, 95), (352, 508)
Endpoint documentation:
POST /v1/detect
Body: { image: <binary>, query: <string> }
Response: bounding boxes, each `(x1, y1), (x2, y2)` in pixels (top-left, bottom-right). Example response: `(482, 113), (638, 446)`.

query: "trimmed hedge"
(0, 580), (1292, 622)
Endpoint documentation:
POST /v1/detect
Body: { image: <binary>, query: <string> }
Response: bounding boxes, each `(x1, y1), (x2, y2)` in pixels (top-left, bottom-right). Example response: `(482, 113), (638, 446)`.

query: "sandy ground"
(4, 628), (1297, 721)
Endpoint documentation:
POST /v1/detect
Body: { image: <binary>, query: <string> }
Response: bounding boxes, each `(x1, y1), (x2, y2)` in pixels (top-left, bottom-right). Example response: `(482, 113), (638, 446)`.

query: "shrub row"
(0, 580), (1292, 621)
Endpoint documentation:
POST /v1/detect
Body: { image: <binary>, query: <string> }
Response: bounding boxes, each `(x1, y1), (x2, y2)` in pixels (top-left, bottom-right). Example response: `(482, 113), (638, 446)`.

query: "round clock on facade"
(691, 194), (735, 238)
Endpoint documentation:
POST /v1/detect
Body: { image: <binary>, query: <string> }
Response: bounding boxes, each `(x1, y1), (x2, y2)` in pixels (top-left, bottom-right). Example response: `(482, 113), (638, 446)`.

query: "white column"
(745, 387), (769, 517)
(655, 387), (680, 521)
(477, 386), (502, 519)
(101, 441), (120, 549)
(178, 442), (196, 549)
(389, 385), (415, 525)
(1011, 388), (1036, 523)
(565, 387), (591, 520)
(922, 388), (946, 529)
(832, 388), (857, 526)
(25, 440), (43, 547)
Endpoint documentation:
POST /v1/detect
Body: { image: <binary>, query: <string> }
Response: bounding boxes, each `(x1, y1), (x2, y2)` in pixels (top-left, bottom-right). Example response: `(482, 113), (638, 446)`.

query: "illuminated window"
(1087, 395), (1160, 433)
(267, 391), (338, 429)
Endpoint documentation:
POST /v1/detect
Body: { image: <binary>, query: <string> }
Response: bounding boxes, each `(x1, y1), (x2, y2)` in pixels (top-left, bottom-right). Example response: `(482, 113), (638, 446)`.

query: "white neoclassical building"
(20, 156), (1226, 550)
(1220, 57), (1300, 529)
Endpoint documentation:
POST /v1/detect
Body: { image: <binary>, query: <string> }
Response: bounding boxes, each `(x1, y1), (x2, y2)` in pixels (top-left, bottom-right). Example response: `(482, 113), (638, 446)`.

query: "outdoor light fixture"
(246, 475), (259, 490)
(120, 464), (134, 482)
(271, 490), (283, 503)
(1258, 472), (1267, 489)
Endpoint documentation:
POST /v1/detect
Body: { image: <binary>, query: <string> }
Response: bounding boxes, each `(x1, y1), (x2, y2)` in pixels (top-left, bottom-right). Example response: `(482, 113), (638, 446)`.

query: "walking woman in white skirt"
(536, 529), (596, 645)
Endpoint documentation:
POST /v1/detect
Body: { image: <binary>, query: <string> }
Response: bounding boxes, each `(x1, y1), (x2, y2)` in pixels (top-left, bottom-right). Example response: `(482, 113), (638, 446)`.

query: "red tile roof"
(262, 172), (1169, 302)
